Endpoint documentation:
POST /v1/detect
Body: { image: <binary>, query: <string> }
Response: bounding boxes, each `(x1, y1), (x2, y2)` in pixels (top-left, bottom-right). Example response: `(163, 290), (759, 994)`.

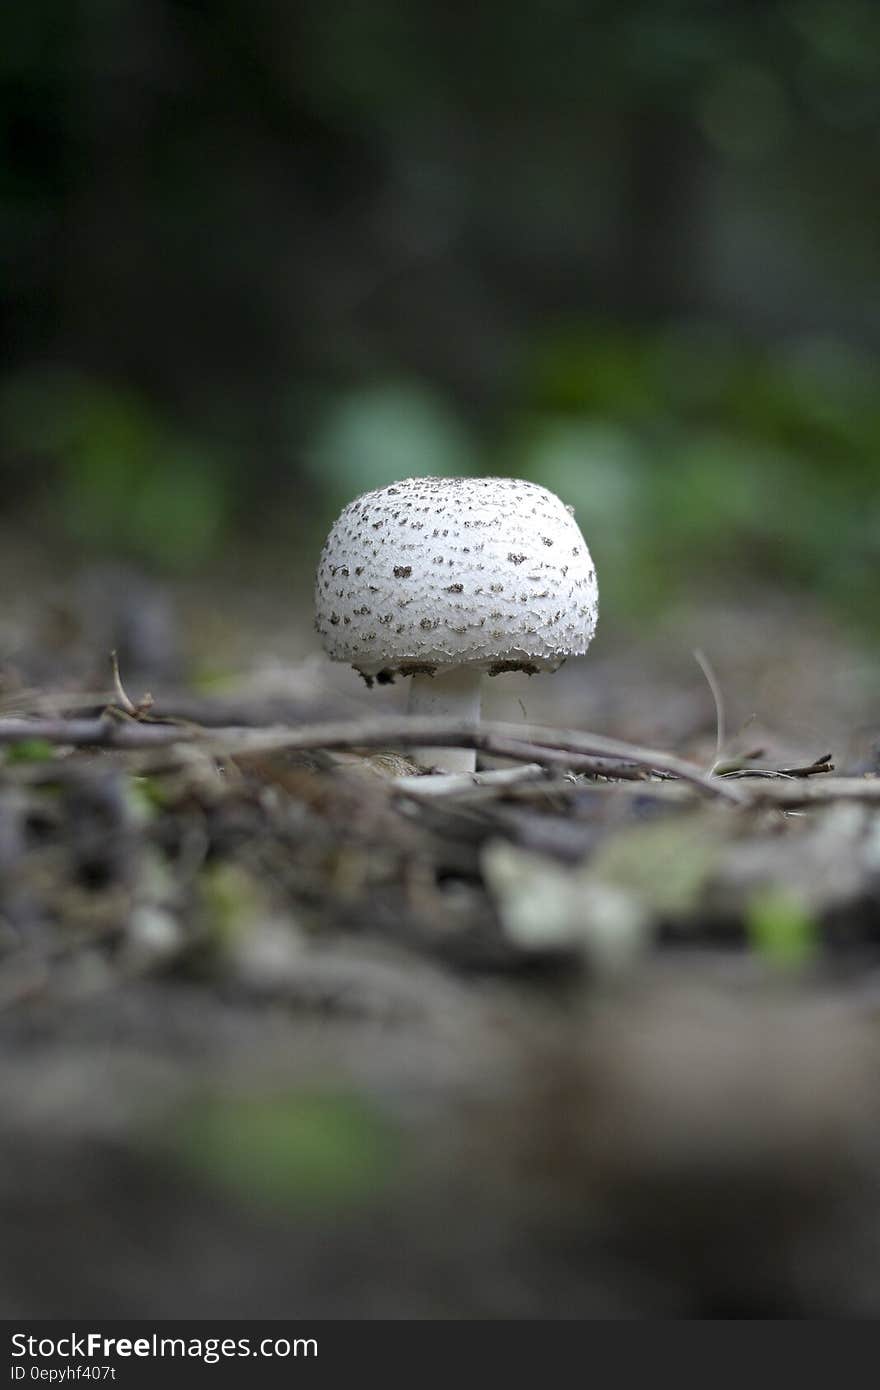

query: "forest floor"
(2, 557), (880, 1317)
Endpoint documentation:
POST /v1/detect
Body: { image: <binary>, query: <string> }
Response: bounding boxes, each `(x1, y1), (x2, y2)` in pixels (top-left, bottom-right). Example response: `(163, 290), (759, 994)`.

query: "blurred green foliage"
(510, 325), (880, 628)
(1, 370), (229, 570)
(3, 738), (55, 764)
(2, 323), (878, 633)
(171, 1091), (398, 1214)
(1, 0), (879, 633)
(302, 382), (476, 519)
(745, 887), (819, 967)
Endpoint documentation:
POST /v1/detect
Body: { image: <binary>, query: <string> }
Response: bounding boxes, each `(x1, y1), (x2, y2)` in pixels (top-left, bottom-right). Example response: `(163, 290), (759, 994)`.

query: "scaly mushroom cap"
(314, 476), (598, 679)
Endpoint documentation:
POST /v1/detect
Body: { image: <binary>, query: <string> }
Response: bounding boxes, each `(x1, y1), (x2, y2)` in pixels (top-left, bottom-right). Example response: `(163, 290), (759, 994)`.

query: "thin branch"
(239, 717), (746, 804)
(0, 714), (185, 748)
(738, 776), (880, 808)
(110, 652), (154, 719)
(7, 714), (868, 804)
(694, 647), (725, 773)
(720, 754), (834, 781)
(462, 735), (649, 781)
(392, 765), (549, 797)
(777, 753), (834, 778)
(536, 774), (880, 809)
(0, 711), (745, 803)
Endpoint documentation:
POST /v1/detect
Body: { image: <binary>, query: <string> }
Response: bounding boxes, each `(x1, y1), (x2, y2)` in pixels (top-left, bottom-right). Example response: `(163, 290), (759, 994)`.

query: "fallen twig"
(694, 648), (725, 773)
(0, 713), (187, 748)
(720, 753), (834, 780)
(111, 652), (154, 719)
(0, 711), (745, 803)
(525, 774), (880, 809)
(392, 764), (549, 798)
(226, 717), (747, 803)
(743, 776), (880, 807)
(777, 753), (835, 778)
(459, 735), (649, 781)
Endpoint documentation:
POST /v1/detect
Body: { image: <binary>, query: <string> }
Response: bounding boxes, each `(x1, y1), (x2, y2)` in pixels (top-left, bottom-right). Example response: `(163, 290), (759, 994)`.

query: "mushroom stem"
(407, 668), (481, 773)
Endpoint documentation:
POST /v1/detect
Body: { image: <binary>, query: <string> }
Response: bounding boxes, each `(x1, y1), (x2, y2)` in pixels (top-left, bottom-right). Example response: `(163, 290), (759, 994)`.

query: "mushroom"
(314, 476), (598, 772)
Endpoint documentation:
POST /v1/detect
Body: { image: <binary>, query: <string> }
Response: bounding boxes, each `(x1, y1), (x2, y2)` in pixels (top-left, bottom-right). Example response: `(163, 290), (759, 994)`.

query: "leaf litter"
(1, 626), (880, 1316)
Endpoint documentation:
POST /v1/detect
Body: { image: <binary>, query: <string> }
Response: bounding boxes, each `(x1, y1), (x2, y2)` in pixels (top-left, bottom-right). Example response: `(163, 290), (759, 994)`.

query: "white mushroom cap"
(314, 476), (598, 680)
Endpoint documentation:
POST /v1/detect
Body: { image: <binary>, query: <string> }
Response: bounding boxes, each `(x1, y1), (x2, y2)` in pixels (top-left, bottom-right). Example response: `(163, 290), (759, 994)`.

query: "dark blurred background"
(5, 4), (880, 1322)
(2, 0), (879, 658)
